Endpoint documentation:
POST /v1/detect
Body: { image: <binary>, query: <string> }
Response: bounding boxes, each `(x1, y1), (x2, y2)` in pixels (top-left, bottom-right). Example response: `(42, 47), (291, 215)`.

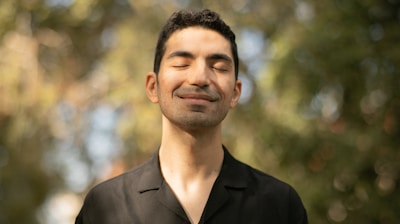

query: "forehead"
(164, 27), (232, 57)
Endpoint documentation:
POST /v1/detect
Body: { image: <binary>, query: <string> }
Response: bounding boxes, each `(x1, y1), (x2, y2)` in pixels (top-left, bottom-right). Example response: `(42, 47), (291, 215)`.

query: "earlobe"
(145, 72), (159, 103)
(230, 79), (242, 108)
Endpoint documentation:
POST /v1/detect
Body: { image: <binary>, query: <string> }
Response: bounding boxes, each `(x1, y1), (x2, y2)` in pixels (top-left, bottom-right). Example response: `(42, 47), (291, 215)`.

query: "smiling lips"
(179, 94), (215, 102)
(175, 88), (219, 103)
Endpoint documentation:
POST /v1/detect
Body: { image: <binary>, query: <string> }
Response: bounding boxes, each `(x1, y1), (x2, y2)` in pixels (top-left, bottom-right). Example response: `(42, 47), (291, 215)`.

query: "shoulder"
(224, 149), (294, 194)
(240, 160), (308, 223)
(80, 156), (155, 211)
(226, 151), (304, 205)
(88, 159), (151, 196)
(222, 150), (308, 223)
(247, 164), (290, 190)
(242, 160), (295, 194)
(249, 164), (304, 205)
(76, 158), (154, 222)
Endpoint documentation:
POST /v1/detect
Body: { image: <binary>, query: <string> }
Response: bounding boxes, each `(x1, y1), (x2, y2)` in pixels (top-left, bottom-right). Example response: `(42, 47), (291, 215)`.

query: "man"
(76, 9), (308, 224)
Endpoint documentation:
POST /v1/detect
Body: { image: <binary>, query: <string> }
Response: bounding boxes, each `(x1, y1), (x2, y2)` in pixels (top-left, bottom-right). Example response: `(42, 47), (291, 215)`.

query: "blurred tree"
(226, 0), (400, 223)
(0, 0), (399, 223)
(269, 1), (400, 223)
(0, 0), (137, 223)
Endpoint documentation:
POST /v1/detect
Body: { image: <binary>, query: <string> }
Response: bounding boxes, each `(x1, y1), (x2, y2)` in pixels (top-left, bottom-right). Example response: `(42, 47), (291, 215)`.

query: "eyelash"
(172, 65), (189, 69)
(172, 65), (228, 72)
(212, 66), (228, 72)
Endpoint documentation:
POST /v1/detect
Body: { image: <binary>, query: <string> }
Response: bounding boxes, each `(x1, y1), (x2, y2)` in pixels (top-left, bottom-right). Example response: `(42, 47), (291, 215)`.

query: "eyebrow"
(166, 51), (233, 64)
(166, 51), (195, 60)
(207, 53), (233, 64)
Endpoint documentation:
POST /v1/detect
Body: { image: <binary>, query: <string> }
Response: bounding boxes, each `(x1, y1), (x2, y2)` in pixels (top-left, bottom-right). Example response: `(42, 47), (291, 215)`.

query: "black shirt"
(76, 147), (308, 223)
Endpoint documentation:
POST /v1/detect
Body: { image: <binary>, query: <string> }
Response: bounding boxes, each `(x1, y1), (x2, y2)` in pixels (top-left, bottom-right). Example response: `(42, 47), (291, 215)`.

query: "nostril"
(187, 73), (212, 87)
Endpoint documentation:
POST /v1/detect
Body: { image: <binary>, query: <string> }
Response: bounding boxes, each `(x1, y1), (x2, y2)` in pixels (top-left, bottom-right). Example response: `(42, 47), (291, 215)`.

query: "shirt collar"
(137, 145), (249, 193)
(218, 145), (249, 189)
(137, 150), (163, 193)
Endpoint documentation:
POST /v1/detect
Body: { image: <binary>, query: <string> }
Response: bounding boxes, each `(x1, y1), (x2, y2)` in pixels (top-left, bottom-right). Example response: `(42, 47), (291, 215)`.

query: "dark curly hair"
(153, 9), (238, 79)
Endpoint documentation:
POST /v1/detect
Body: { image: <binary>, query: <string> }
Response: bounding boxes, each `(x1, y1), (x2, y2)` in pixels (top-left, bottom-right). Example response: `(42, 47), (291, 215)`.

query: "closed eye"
(211, 66), (229, 72)
(172, 65), (189, 69)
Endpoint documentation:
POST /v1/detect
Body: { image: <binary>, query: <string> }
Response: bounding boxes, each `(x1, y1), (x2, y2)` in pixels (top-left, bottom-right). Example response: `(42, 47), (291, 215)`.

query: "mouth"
(178, 93), (216, 102)
(175, 88), (219, 103)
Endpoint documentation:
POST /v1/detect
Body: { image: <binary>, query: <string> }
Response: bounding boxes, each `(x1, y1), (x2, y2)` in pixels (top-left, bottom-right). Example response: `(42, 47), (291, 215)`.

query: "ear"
(145, 72), (159, 103)
(230, 79), (242, 108)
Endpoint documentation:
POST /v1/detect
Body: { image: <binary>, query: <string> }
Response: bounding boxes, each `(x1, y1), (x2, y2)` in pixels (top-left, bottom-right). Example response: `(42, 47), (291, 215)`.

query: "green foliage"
(0, 0), (399, 223)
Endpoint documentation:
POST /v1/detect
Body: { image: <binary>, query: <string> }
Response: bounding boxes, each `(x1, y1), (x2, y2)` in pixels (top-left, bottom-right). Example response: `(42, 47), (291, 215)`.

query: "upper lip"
(178, 93), (216, 101)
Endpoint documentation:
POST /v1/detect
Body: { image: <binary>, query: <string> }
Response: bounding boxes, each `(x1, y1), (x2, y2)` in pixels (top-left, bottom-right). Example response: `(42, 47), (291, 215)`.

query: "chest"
(166, 177), (217, 223)
(132, 183), (280, 224)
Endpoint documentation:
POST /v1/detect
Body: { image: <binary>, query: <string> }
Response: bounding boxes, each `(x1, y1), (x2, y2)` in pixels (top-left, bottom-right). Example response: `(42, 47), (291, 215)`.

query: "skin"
(145, 26), (242, 224)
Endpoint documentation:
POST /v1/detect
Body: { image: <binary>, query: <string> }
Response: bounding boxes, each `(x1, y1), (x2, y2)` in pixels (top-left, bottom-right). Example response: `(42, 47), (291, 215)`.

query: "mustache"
(174, 87), (220, 101)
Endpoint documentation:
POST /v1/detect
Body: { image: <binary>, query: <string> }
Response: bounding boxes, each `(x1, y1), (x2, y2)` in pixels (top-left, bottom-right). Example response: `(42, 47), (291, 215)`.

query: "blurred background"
(0, 0), (399, 223)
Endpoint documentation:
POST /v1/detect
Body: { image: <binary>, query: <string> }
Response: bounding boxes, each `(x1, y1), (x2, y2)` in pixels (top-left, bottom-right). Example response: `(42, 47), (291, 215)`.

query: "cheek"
(157, 72), (182, 96)
(219, 79), (236, 96)
(222, 82), (240, 107)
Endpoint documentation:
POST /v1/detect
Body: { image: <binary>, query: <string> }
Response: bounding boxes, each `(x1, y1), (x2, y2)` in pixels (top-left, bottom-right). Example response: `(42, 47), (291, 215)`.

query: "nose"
(187, 60), (212, 87)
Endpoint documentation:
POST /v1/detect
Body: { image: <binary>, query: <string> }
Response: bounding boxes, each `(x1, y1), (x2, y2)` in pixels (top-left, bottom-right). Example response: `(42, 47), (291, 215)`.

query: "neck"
(158, 117), (225, 224)
(158, 117), (224, 181)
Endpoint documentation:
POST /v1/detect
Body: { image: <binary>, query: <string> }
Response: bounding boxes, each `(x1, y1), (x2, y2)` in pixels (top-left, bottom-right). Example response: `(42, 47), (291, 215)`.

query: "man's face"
(146, 27), (241, 131)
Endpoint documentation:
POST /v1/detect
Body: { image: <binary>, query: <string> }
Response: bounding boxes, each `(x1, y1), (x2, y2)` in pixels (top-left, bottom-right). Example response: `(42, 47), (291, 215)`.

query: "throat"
(158, 144), (224, 223)
(168, 175), (217, 224)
